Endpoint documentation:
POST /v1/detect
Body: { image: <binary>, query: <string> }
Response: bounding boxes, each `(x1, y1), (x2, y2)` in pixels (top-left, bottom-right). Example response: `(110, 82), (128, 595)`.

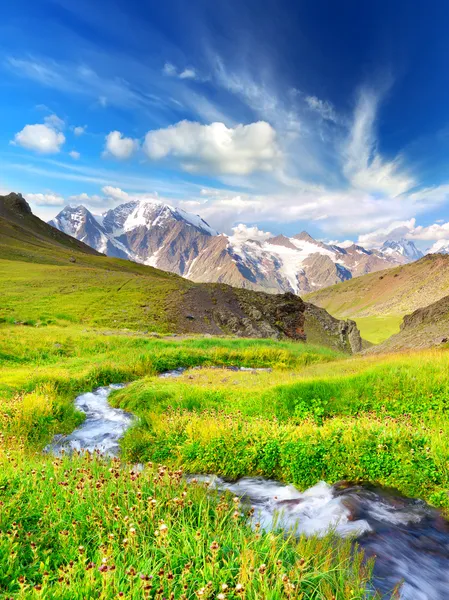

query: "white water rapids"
(44, 384), (133, 456)
(44, 378), (449, 599)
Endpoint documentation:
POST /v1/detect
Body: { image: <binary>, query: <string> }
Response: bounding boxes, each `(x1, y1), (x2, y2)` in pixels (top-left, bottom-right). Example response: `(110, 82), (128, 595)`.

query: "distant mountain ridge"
(48, 200), (423, 295)
(1, 192), (363, 353)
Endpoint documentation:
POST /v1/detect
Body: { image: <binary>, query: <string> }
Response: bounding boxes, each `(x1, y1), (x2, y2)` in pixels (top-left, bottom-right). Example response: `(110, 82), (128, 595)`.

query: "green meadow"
(1, 323), (381, 599)
(350, 315), (403, 344)
(1, 318), (449, 597)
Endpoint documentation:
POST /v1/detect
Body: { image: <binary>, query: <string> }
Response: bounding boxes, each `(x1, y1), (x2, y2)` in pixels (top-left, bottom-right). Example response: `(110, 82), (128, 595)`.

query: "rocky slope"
(306, 254), (449, 321)
(1, 192), (361, 351)
(48, 200), (420, 295)
(368, 294), (449, 353)
(0, 193), (101, 257)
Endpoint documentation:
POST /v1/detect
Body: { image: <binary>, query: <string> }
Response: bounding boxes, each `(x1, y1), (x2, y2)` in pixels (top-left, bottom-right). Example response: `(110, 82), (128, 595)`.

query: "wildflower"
(210, 540), (220, 552)
(235, 583), (244, 594)
(159, 523), (168, 536)
(221, 584), (229, 591)
(258, 564), (267, 574)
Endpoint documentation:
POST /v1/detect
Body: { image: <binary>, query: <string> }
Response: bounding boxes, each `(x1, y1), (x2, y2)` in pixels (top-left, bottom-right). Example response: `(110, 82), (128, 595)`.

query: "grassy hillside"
(370, 293), (449, 353)
(305, 254), (449, 342)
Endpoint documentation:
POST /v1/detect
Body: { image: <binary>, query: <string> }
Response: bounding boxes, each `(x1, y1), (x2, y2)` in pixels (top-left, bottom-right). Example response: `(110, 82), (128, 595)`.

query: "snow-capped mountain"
(427, 239), (449, 255)
(48, 200), (421, 295)
(380, 239), (423, 262)
(48, 206), (131, 259)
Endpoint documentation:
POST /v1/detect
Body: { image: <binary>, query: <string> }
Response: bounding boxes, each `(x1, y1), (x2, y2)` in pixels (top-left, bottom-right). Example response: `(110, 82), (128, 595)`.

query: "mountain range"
(1, 192), (363, 352)
(48, 200), (424, 295)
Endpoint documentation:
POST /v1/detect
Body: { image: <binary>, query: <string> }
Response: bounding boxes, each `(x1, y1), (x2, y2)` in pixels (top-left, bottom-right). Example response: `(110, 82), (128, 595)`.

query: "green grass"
(111, 347), (449, 509)
(0, 257), (185, 332)
(0, 324), (380, 599)
(350, 315), (403, 344)
(0, 453), (375, 599)
(0, 324), (340, 449)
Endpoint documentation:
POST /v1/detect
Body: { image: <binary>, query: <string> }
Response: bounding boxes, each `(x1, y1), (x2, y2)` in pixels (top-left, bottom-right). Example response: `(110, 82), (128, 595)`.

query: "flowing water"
(44, 384), (133, 457)
(199, 476), (449, 599)
(45, 377), (449, 599)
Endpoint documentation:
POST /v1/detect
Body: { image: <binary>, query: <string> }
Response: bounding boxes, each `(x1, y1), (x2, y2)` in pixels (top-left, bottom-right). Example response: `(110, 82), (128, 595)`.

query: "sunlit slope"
(305, 254), (449, 342)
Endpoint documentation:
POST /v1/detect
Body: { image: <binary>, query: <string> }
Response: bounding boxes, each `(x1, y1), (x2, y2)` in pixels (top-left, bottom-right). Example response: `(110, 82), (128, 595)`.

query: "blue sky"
(3, 0), (449, 250)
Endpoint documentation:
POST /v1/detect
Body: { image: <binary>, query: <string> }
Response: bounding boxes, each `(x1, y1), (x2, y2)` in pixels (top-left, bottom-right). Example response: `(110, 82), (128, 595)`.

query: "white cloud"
(428, 239), (449, 253)
(103, 131), (139, 160)
(179, 68), (197, 80)
(13, 123), (66, 154)
(409, 221), (449, 241)
(144, 120), (281, 175)
(26, 192), (65, 206)
(358, 219), (417, 248)
(102, 186), (160, 205)
(69, 192), (104, 204)
(229, 224), (273, 244)
(74, 126), (86, 136)
(44, 114), (65, 131)
(69, 151), (80, 160)
(163, 62), (198, 80)
(305, 96), (338, 123)
(357, 214), (449, 248)
(163, 62), (177, 76)
(343, 89), (415, 197)
(102, 186), (133, 202)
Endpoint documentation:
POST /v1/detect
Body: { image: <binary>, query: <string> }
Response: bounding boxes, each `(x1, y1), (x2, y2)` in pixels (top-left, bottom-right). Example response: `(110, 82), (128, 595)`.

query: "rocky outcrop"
(304, 303), (363, 353)
(369, 294), (449, 353)
(176, 286), (307, 340)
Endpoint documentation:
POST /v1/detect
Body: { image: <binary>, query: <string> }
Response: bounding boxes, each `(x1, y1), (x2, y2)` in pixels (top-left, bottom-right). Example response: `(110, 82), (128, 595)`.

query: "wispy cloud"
(305, 96), (339, 123)
(5, 56), (162, 111)
(163, 62), (199, 80)
(343, 88), (415, 197)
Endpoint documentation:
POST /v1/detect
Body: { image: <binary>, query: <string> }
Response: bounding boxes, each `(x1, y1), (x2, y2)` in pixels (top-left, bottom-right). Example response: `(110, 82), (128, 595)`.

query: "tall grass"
(112, 349), (449, 509)
(0, 453), (376, 599)
(0, 324), (339, 449)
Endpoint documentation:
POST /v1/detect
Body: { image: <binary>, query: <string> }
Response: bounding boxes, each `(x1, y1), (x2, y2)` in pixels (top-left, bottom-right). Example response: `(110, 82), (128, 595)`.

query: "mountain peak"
(293, 231), (316, 243)
(0, 192), (32, 217)
(381, 239), (423, 261)
(266, 234), (297, 249)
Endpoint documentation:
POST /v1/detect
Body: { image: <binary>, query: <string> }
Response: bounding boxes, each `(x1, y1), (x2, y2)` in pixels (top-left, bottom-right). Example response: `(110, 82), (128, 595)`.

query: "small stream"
(44, 373), (449, 599)
(44, 384), (133, 457)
